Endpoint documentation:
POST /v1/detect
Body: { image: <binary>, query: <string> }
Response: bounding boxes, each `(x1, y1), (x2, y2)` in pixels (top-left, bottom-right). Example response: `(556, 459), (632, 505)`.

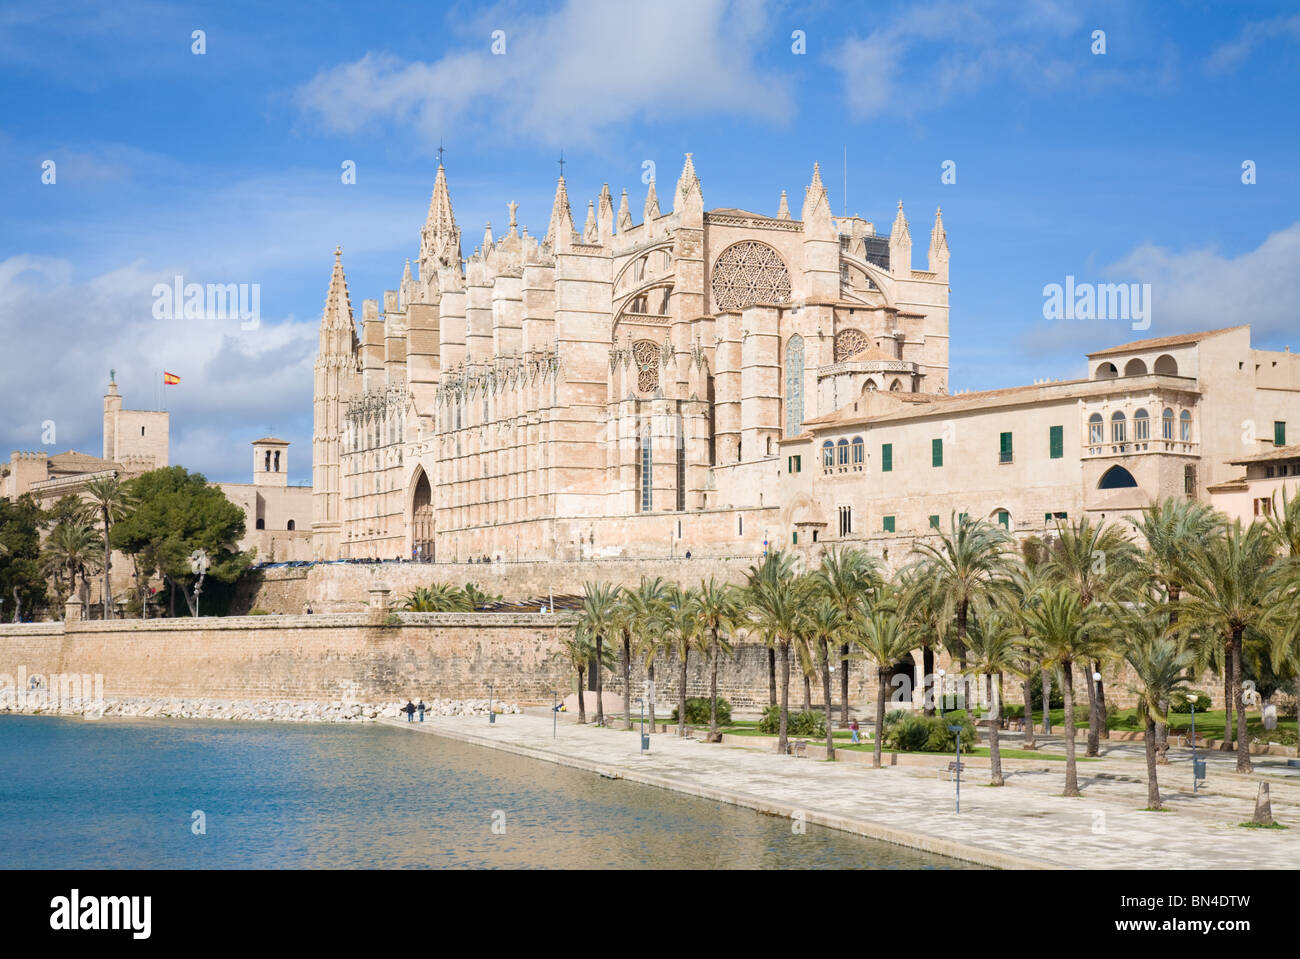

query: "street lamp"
(1188, 693), (1204, 793)
(636, 697), (649, 753)
(937, 668), (946, 714)
(947, 723), (963, 813)
(488, 683), (495, 725)
(552, 689), (558, 740)
(1093, 670), (1103, 739)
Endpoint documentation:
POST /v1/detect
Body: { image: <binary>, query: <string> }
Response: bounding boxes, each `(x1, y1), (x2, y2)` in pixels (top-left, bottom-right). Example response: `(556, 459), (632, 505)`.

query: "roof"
(846, 344), (902, 364)
(47, 451), (117, 472)
(1087, 326), (1246, 359)
(252, 437), (290, 446)
(1228, 444), (1300, 465)
(1206, 476), (1249, 493)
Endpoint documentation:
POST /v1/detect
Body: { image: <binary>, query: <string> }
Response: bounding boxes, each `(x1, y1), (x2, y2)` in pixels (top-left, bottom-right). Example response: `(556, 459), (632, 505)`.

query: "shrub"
(1028, 670), (1064, 709)
(670, 696), (732, 726)
(883, 713), (977, 753)
(758, 705), (826, 737)
(249, 608), (270, 616)
(1169, 690), (1213, 714)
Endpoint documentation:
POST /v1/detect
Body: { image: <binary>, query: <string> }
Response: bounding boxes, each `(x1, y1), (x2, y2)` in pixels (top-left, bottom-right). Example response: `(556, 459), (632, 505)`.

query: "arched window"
(1153, 354), (1178, 376)
(273, 450), (280, 472)
(639, 434), (653, 512)
(1124, 358), (1147, 376)
(822, 441), (834, 469)
(1099, 465), (1139, 489)
(1111, 410), (1127, 443)
(851, 436), (864, 467)
(836, 438), (849, 467)
(1180, 410), (1192, 442)
(784, 334), (804, 436)
(287, 520), (295, 531)
(264, 450), (271, 472)
(1096, 362), (1119, 380)
(1134, 408), (1149, 441)
(994, 509), (1010, 529)
(256, 518), (266, 530)
(1162, 408), (1174, 440)
(1088, 413), (1104, 445)
(889, 379), (902, 391)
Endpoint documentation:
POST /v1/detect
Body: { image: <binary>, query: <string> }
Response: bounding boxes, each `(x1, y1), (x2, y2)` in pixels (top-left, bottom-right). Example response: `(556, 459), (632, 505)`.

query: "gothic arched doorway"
(411, 469), (434, 562)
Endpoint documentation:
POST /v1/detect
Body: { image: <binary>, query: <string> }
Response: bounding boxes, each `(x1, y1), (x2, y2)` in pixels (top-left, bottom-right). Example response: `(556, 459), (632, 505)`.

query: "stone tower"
(312, 247), (357, 560)
(253, 437), (289, 487)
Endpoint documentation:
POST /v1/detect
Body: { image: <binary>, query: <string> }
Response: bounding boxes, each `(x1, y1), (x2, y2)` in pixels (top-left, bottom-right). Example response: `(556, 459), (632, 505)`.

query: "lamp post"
(488, 683), (495, 725)
(1189, 693), (1203, 793)
(636, 697), (648, 753)
(552, 689), (558, 740)
(937, 667), (946, 714)
(947, 723), (963, 813)
(1093, 670), (1103, 741)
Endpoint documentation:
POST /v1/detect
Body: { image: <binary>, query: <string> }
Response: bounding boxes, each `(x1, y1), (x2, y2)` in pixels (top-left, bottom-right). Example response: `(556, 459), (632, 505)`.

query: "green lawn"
(1011, 707), (1296, 745)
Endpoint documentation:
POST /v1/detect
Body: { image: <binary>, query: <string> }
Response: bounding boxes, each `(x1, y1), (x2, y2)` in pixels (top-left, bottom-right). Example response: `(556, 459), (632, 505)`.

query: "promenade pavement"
(383, 712), (1300, 869)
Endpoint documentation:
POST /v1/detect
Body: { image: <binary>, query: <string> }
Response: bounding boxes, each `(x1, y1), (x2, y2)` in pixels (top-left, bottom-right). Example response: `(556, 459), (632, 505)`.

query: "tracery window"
(710, 241), (792, 311)
(834, 328), (870, 362)
(632, 340), (661, 393)
(784, 334), (804, 436)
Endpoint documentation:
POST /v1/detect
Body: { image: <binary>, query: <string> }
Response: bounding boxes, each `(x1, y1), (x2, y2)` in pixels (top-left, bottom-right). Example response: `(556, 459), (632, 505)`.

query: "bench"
(942, 761), (965, 781)
(788, 740), (809, 758)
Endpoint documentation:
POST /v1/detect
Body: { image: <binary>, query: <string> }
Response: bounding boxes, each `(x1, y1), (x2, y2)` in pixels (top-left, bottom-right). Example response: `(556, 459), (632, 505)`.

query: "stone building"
(313, 155), (951, 561)
(216, 438), (313, 564)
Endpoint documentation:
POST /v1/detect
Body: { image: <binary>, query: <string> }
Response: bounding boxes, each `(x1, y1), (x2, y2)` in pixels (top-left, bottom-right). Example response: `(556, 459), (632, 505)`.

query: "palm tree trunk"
(1155, 698), (1169, 764)
(873, 669), (887, 769)
(923, 645), (936, 716)
(1233, 630), (1252, 773)
(1021, 677), (1036, 749)
(820, 638), (834, 760)
(1221, 649), (1234, 751)
(101, 510), (112, 620)
(708, 630), (721, 742)
(778, 641), (791, 755)
(677, 647), (688, 737)
(768, 648), (777, 706)
(1096, 665), (1109, 740)
(840, 644), (850, 726)
(957, 601), (969, 710)
(595, 636), (605, 726)
(1062, 660), (1079, 797)
(647, 663), (656, 730)
(1041, 667), (1052, 734)
(622, 633), (632, 730)
(577, 666), (587, 725)
(988, 672), (1004, 786)
(1144, 714), (1161, 810)
(802, 670), (811, 712)
(1085, 664), (1100, 757)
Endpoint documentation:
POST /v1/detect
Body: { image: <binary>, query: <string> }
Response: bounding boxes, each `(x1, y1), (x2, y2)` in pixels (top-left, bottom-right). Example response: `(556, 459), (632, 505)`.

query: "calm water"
(0, 716), (975, 869)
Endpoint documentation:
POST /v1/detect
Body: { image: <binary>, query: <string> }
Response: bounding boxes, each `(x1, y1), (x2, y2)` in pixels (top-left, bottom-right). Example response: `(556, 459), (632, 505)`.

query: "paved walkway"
(382, 713), (1300, 869)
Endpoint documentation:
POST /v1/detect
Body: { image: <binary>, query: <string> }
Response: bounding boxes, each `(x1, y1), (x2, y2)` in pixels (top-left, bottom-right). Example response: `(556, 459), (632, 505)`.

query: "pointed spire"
(320, 246), (356, 355)
(673, 152), (702, 215)
(801, 162), (834, 238)
(890, 200), (912, 273)
(583, 200), (598, 243)
(644, 177), (660, 221)
(421, 161), (461, 273)
(776, 190), (790, 220)
(617, 188), (633, 232)
(546, 176), (575, 249)
(400, 258), (415, 308)
(597, 183), (614, 240)
(928, 205), (949, 270)
(482, 221), (494, 254)
(891, 199), (910, 241)
(507, 200), (519, 236)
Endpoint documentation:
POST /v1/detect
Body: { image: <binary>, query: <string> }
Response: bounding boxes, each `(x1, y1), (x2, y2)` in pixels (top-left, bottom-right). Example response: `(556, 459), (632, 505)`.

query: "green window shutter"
(959, 512), (968, 524)
(929, 514), (940, 529)
(883, 515), (895, 533)
(1276, 421), (1287, 446)
(792, 531), (798, 545)
(999, 431), (1013, 463)
(998, 511), (1010, 529)
(881, 443), (893, 472)
(1049, 425), (1063, 459)
(932, 438), (943, 467)
(794, 455), (801, 472)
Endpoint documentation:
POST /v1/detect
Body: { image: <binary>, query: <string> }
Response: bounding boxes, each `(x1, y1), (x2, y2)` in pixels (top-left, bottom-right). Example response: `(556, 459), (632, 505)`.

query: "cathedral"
(312, 154), (952, 562)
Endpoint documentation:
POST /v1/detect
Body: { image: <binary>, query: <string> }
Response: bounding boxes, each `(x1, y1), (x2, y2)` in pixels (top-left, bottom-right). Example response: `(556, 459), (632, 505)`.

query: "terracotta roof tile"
(1087, 326), (1246, 358)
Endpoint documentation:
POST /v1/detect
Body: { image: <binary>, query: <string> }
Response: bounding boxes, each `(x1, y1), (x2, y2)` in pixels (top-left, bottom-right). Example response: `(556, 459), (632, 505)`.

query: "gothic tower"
(312, 247), (357, 560)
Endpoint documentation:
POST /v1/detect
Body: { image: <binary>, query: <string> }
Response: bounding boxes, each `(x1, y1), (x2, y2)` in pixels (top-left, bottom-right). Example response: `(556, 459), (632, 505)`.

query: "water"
(0, 716), (976, 869)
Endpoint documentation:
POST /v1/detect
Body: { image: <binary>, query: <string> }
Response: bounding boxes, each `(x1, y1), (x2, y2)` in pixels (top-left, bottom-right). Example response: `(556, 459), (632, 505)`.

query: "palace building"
(312, 156), (1299, 565)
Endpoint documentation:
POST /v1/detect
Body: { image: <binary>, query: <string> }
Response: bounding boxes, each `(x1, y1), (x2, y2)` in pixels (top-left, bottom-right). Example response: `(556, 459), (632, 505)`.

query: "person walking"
(849, 718), (860, 745)
(403, 700), (416, 722)
(417, 699), (426, 722)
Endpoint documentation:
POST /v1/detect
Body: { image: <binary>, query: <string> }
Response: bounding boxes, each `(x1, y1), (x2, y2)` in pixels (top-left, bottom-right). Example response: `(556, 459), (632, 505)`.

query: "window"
(883, 515), (895, 533)
(838, 506), (853, 536)
(639, 434), (652, 512)
(1255, 497), (1273, 517)
(1088, 414), (1103, 445)
(676, 426), (686, 512)
(1134, 409), (1149, 441)
(787, 455), (802, 473)
(287, 520), (295, 531)
(929, 514), (940, 529)
(1184, 465), (1196, 495)
(792, 531), (798, 545)
(1111, 411), (1126, 443)
(1050, 425), (1064, 459)
(1180, 410), (1192, 442)
(822, 441), (834, 469)
(264, 450), (271, 472)
(1162, 408), (1174, 440)
(932, 438), (943, 467)
(836, 438), (849, 467)
(1045, 511), (1067, 524)
(881, 443), (893, 472)
(255, 518), (265, 530)
(996, 510), (1010, 529)
(738, 516), (744, 535)
(274, 450), (280, 472)
(851, 437), (864, 468)
(1276, 421), (1287, 447)
(999, 432), (1013, 464)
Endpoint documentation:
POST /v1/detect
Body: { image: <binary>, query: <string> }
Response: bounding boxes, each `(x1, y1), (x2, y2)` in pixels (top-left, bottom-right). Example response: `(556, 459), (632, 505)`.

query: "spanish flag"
(163, 371), (181, 385)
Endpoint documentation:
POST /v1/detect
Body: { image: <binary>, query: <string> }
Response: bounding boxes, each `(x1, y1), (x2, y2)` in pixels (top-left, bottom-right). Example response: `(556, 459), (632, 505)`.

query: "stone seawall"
(0, 614), (869, 710)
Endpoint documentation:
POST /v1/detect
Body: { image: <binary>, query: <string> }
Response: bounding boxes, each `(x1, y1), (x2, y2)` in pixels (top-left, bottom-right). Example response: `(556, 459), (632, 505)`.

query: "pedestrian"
(305, 604), (313, 615)
(850, 718), (860, 745)
(404, 700), (416, 722)
(417, 699), (426, 722)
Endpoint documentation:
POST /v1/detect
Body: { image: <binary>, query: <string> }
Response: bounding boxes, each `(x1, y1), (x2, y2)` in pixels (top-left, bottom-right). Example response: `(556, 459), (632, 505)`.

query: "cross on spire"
(557, 151), (566, 178)
(437, 140), (445, 166)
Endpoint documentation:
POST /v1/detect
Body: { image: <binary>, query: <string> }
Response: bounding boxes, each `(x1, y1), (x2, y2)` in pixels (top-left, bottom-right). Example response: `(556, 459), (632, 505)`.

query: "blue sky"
(2, 0), (1297, 484)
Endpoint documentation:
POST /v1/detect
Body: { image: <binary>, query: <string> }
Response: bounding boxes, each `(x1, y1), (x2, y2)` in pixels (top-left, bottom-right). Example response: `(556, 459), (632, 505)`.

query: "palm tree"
(627, 577), (669, 729)
(83, 476), (131, 620)
(562, 625), (596, 724)
(1129, 497), (1220, 761)
(41, 522), (98, 615)
(695, 577), (740, 742)
(745, 551), (810, 756)
(806, 597), (846, 759)
(814, 548), (881, 725)
(403, 584), (472, 611)
(577, 581), (622, 727)
(855, 599), (914, 769)
(897, 563), (949, 716)
(1044, 517), (1139, 755)
(1024, 584), (1095, 796)
(966, 606), (1024, 785)
(659, 586), (703, 737)
(1113, 606), (1196, 810)
(1175, 519), (1281, 773)
(912, 512), (1015, 711)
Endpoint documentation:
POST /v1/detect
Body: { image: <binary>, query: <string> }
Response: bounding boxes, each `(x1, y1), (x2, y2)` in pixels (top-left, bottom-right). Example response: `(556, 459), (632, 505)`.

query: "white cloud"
(1207, 14), (1300, 73)
(0, 255), (318, 484)
(295, 0), (793, 146)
